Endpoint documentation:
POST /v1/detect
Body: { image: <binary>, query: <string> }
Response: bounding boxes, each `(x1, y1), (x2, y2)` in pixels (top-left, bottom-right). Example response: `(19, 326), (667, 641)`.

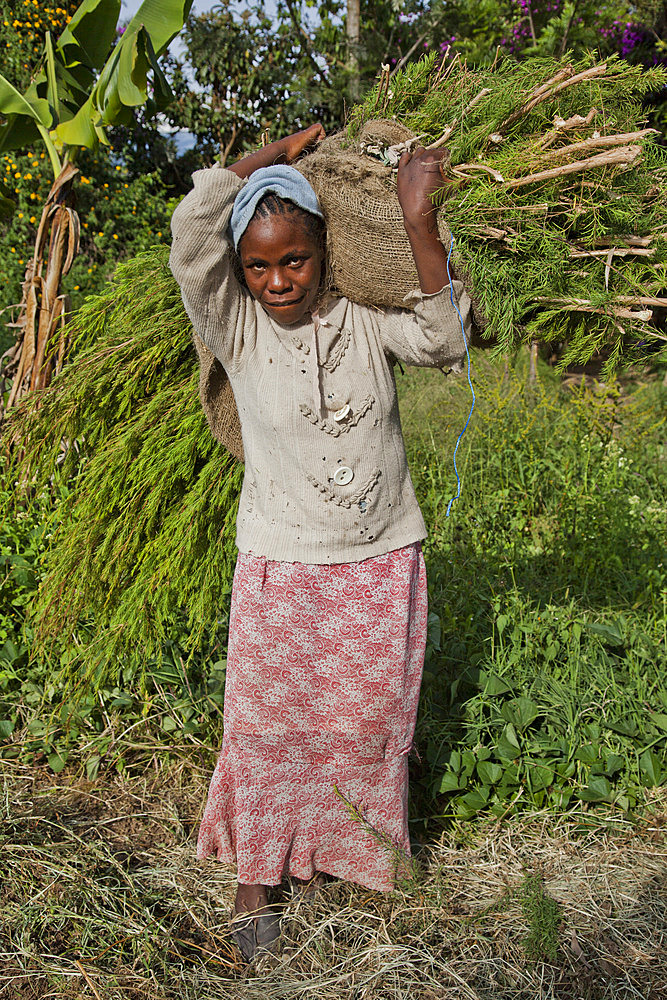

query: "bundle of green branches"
(5, 247), (242, 686)
(348, 51), (667, 371)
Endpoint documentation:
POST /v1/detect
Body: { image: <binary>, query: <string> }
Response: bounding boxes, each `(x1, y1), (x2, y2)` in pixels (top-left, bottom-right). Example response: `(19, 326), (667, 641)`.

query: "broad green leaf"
(483, 673), (512, 697)
(586, 621), (624, 646)
(56, 94), (100, 148)
(0, 74), (51, 126)
(604, 718), (638, 737)
(477, 760), (503, 785)
(57, 0), (122, 70)
(579, 774), (612, 802)
(48, 750), (69, 773)
(639, 749), (662, 788)
(0, 719), (14, 739)
(0, 639), (22, 664)
(649, 713), (667, 733)
(125, 0), (195, 57)
(86, 755), (101, 780)
(44, 32), (61, 120)
(439, 771), (463, 793)
(575, 743), (599, 765)
(427, 612), (441, 651)
(461, 787), (491, 812)
(496, 614), (508, 634)
(496, 723), (521, 760)
(501, 696), (540, 730)
(527, 759), (554, 791)
(604, 754), (624, 778)
(461, 750), (476, 777)
(117, 27), (150, 106)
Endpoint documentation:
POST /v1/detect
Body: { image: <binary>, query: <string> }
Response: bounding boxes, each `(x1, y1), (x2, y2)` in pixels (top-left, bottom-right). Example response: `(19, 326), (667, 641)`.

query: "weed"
(519, 872), (561, 962)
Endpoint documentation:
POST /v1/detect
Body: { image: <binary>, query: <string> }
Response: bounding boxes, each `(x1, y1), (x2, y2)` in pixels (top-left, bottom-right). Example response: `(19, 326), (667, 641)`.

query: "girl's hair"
(249, 193), (326, 251)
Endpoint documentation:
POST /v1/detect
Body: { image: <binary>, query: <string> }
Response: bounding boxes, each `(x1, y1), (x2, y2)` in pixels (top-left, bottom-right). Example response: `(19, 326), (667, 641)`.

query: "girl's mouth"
(266, 296), (304, 309)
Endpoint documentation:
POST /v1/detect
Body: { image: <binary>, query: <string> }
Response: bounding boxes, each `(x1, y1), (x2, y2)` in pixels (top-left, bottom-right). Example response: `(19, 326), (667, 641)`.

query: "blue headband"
(229, 165), (324, 251)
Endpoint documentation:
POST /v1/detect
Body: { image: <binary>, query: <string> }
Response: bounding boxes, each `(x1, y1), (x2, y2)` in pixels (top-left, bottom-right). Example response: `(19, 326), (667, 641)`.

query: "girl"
(169, 124), (472, 962)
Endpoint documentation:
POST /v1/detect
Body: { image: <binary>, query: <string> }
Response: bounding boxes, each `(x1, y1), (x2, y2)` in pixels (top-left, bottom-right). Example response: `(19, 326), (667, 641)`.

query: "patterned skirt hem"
(196, 843), (408, 893)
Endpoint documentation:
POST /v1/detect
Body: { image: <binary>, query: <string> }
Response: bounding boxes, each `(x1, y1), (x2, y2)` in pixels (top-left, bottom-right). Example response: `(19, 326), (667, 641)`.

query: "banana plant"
(0, 0), (193, 412)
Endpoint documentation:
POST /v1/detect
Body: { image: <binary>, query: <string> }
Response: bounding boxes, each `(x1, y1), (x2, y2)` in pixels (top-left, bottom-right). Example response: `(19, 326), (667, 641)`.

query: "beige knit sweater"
(170, 165), (472, 564)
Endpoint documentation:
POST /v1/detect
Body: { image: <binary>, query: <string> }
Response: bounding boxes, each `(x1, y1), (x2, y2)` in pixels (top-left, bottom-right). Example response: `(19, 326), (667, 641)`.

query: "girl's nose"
(267, 267), (291, 293)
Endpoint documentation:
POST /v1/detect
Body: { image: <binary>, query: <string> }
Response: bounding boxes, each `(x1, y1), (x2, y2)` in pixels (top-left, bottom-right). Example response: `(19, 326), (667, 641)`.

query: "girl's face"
(239, 213), (324, 326)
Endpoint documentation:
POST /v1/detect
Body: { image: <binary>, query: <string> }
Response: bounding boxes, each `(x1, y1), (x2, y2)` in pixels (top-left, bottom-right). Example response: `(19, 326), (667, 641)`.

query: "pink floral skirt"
(196, 542), (428, 891)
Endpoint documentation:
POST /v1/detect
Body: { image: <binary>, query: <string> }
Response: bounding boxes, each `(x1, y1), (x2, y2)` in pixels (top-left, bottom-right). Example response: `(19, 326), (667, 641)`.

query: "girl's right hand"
(282, 124), (326, 164)
(228, 124), (325, 179)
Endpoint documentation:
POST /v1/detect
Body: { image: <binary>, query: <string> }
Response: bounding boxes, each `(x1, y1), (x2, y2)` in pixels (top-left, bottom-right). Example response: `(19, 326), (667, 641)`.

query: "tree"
(163, 1), (433, 163)
(0, 0), (193, 415)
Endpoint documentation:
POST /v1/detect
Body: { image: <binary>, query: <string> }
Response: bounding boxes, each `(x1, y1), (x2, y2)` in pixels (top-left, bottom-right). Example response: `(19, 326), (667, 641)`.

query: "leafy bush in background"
(0, 148), (175, 353)
(406, 359), (666, 822)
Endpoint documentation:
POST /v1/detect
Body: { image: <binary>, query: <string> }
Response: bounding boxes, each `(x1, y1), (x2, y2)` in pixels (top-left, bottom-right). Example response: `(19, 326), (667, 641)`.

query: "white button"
(333, 466), (354, 486)
(333, 404), (351, 422)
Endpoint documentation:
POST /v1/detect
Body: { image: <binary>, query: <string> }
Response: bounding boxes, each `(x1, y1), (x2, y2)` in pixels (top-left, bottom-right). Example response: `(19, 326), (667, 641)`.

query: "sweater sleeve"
(376, 280), (472, 369)
(169, 165), (254, 370)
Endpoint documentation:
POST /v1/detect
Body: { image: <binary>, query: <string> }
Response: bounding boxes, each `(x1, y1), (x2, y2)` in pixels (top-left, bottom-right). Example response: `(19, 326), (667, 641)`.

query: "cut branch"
(463, 88), (491, 117)
(542, 129), (659, 160)
(500, 63), (609, 131)
(505, 145), (642, 189)
(538, 108), (599, 149)
(569, 247), (656, 258)
(533, 294), (666, 317)
(452, 162), (505, 182)
(428, 121), (457, 149)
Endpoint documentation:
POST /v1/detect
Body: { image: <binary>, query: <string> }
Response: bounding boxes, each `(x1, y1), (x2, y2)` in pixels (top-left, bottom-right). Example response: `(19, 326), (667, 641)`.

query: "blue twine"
(445, 236), (475, 517)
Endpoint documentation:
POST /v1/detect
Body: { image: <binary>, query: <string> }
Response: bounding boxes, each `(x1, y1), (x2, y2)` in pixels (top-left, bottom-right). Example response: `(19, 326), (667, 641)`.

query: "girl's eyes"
(245, 257), (307, 271)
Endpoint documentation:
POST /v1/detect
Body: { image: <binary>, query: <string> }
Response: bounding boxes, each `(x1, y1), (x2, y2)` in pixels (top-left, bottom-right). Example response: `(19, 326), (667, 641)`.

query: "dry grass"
(1, 753), (665, 1000)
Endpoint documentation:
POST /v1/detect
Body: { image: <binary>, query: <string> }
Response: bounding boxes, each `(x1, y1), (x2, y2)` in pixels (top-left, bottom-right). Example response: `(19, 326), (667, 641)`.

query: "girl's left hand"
(396, 147), (449, 229)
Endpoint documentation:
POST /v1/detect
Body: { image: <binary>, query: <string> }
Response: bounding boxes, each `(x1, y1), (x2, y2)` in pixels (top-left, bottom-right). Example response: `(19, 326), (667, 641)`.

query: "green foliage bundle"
(350, 52), (667, 371)
(6, 246), (242, 685)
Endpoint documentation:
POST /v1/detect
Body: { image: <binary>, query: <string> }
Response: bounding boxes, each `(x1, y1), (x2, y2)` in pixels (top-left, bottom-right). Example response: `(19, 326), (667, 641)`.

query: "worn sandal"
(229, 906), (281, 963)
(286, 873), (326, 902)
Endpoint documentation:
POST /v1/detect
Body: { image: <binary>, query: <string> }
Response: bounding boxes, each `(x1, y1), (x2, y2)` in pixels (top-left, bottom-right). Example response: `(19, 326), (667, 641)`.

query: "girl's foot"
(230, 883), (281, 964)
(286, 872), (326, 902)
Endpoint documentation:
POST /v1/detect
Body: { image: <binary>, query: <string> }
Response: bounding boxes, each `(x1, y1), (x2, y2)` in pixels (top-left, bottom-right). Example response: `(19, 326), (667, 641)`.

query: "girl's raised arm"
(227, 124), (325, 179)
(396, 147), (458, 294)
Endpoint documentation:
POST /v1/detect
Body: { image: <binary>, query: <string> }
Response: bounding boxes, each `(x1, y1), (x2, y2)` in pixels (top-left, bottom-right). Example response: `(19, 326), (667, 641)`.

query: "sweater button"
(334, 466), (354, 486)
(333, 404), (351, 422)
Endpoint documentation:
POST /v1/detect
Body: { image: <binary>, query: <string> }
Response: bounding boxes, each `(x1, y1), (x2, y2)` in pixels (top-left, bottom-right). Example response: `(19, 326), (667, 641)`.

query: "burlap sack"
(297, 120), (485, 328)
(192, 332), (244, 462)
